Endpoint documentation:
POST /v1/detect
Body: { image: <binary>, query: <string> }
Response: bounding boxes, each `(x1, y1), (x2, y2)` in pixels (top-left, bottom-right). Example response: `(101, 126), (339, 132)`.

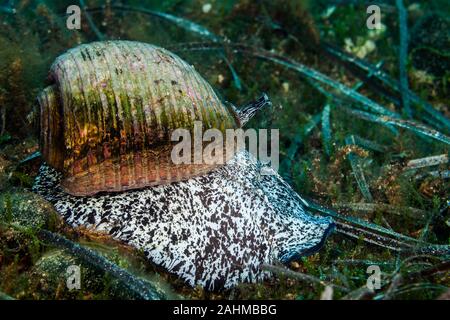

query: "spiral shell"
(37, 41), (245, 196)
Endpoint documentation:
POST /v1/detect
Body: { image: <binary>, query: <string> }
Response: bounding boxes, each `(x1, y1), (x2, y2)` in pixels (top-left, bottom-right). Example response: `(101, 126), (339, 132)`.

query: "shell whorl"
(37, 40), (240, 196)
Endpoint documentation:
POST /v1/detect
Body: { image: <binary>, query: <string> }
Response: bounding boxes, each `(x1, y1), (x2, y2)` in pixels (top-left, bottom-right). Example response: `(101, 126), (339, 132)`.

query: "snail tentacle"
(236, 93), (272, 126)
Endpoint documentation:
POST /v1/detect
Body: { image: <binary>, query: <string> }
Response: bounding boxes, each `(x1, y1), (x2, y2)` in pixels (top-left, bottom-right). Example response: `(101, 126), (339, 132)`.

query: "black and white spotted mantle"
(33, 151), (334, 290)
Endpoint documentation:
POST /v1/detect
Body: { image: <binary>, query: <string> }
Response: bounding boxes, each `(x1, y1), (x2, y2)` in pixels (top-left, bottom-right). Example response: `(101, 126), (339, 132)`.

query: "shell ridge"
(56, 54), (88, 175)
(144, 46), (169, 183)
(81, 43), (109, 191)
(164, 52), (191, 181)
(110, 41), (137, 189)
(115, 41), (146, 188)
(129, 42), (159, 186)
(95, 41), (124, 191)
(133, 43), (168, 186)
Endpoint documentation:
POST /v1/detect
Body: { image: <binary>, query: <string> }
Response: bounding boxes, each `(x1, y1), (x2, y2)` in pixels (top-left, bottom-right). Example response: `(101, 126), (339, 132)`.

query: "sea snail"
(33, 41), (335, 290)
(36, 40), (270, 196)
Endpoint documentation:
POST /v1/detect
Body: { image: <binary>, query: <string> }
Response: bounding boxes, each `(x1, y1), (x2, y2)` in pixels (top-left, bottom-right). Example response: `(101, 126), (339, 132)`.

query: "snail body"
(33, 150), (334, 290)
(37, 40), (269, 196)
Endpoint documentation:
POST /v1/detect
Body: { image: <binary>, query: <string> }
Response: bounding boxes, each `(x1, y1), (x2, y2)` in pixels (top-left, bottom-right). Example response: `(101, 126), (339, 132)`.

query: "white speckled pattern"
(33, 151), (334, 290)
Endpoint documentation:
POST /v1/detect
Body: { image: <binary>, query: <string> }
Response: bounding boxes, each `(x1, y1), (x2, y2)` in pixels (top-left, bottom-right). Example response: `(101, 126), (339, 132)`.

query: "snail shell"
(37, 41), (269, 196)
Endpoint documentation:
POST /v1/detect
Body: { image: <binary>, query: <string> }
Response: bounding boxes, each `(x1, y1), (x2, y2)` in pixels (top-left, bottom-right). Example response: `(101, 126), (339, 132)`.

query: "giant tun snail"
(32, 41), (334, 290)
(36, 40), (270, 196)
